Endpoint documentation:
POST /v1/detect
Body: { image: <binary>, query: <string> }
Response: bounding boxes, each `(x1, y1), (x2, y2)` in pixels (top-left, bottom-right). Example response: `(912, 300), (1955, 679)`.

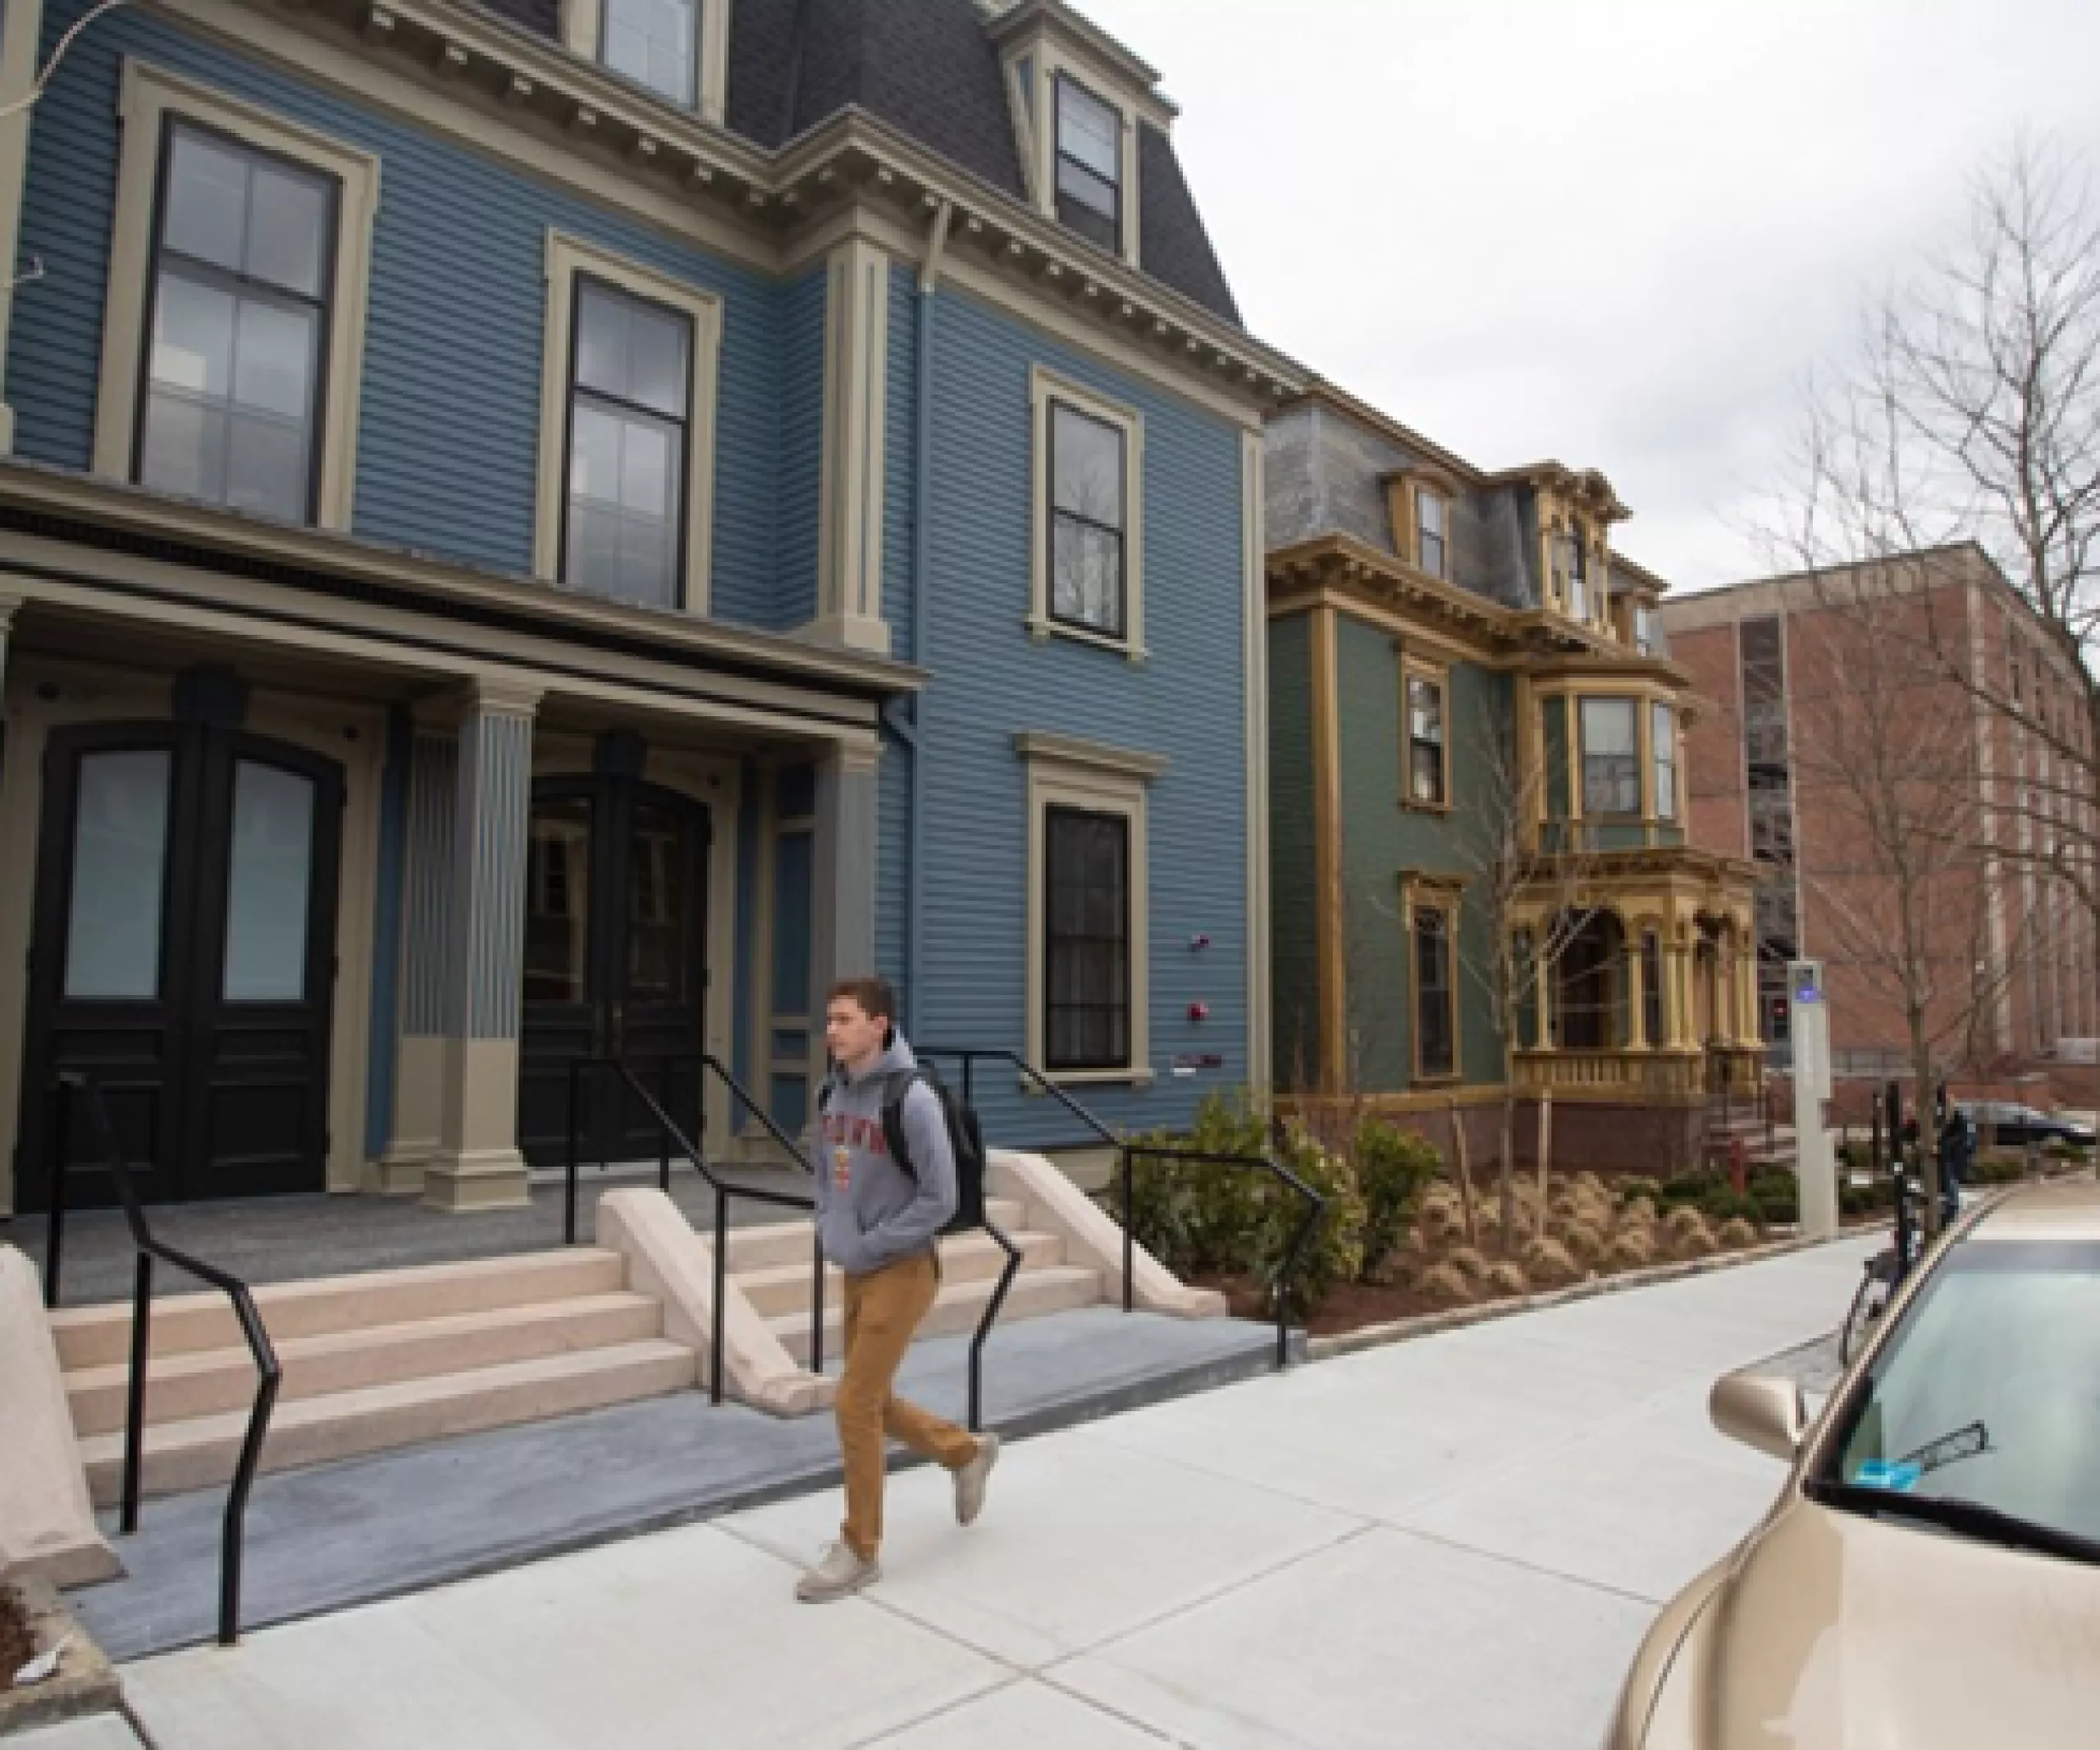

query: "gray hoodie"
(811, 1032), (956, 1277)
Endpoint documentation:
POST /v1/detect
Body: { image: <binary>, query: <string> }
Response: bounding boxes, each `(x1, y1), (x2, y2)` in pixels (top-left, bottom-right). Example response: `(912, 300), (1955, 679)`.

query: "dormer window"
(561, 0), (729, 122)
(603, 0), (698, 107)
(1416, 487), (1449, 580)
(1055, 75), (1121, 251)
(1636, 604), (1662, 656)
(1556, 532), (1590, 621)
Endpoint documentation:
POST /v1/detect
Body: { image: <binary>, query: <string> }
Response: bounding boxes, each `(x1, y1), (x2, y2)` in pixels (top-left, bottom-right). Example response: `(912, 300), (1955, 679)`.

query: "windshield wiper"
(1898, 1420), (1991, 1476)
(1806, 1478), (2100, 1567)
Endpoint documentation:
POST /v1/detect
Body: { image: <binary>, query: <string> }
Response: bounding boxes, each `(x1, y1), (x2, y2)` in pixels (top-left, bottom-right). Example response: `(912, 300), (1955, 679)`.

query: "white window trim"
(1029, 364), (1146, 660)
(1020, 733), (1163, 1086)
(93, 59), (381, 532)
(533, 230), (724, 614)
(1007, 47), (1140, 264)
(561, 0), (730, 125)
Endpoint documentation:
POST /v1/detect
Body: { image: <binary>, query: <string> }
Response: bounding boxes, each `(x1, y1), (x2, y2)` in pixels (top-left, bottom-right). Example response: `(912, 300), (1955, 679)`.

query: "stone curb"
(0, 1573), (121, 1738)
(1304, 1231), (1854, 1363)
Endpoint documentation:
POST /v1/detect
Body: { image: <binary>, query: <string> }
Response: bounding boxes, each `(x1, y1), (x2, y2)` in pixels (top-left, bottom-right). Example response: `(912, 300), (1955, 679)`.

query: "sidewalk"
(79, 1236), (1869, 1750)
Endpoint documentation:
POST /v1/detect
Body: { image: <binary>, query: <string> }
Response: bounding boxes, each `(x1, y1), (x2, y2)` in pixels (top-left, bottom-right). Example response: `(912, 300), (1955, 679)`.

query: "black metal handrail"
(51, 1072), (279, 1648)
(563, 1053), (824, 1400)
(915, 1048), (1326, 1372)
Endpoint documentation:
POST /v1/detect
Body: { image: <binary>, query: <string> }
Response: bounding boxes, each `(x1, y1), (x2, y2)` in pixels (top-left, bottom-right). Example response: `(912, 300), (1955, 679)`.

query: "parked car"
(1604, 1181), (2100, 1748)
(1955, 1099), (2095, 1149)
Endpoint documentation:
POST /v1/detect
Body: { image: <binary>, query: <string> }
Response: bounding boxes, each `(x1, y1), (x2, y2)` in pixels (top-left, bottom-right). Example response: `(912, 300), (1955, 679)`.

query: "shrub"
(1121, 1088), (1272, 1277)
(1698, 1187), (1763, 1226)
(1414, 1262), (1474, 1305)
(1659, 1170), (1726, 1210)
(1718, 1217), (1762, 1250)
(1484, 1261), (1531, 1297)
(1354, 1118), (1440, 1282)
(1619, 1177), (1664, 1205)
(1522, 1236), (1582, 1287)
(1747, 1172), (1798, 1225)
(1972, 1154), (2026, 1186)
(1258, 1123), (1367, 1315)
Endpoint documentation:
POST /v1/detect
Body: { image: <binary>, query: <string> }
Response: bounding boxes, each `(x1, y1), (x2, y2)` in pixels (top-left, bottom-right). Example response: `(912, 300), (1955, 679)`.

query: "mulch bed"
(0, 1586), (34, 1692)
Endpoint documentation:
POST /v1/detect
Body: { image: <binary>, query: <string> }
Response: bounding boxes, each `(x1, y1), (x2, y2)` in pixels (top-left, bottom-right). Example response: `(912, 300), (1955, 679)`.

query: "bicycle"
(1838, 1167), (1923, 1366)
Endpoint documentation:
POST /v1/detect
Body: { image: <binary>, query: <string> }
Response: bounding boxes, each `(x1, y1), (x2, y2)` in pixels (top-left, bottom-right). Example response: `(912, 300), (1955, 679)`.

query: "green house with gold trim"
(1263, 385), (1763, 1172)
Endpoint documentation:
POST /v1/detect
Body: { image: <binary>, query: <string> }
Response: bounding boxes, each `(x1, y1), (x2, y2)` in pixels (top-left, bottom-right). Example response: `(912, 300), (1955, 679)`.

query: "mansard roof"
(473, 0), (1241, 324)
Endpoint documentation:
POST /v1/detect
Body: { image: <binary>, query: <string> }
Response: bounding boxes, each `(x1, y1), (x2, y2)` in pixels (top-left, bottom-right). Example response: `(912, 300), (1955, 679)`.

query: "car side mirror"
(1710, 1371), (1807, 1463)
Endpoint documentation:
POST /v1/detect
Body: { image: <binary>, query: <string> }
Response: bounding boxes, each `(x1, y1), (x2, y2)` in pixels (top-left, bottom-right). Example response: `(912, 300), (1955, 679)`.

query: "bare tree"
(1757, 135), (2100, 1210)
(1446, 697), (1608, 1251)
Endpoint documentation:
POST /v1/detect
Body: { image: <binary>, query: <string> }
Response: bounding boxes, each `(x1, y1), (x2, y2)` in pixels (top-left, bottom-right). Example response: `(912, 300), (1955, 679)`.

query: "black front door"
(518, 775), (710, 1168)
(19, 722), (345, 1209)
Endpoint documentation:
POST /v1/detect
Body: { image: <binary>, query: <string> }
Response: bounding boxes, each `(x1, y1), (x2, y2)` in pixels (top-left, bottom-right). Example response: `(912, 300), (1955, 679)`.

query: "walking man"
(797, 976), (998, 1603)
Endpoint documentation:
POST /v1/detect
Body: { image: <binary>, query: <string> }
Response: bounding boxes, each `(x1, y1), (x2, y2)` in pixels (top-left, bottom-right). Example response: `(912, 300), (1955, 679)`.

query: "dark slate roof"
(474, 0), (1239, 324)
(1136, 122), (1239, 325)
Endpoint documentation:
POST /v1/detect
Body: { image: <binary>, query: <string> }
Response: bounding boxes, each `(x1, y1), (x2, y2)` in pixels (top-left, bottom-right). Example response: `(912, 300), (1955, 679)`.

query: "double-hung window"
(534, 233), (722, 614)
(1044, 806), (1130, 1071)
(564, 276), (692, 608)
(1652, 702), (1678, 821)
(1053, 75), (1121, 251)
(1416, 487), (1449, 579)
(1564, 534), (1591, 621)
(1580, 697), (1641, 816)
(601, 0), (699, 107)
(1413, 902), (1456, 1080)
(1049, 400), (1128, 637)
(1406, 669), (1447, 807)
(137, 121), (338, 523)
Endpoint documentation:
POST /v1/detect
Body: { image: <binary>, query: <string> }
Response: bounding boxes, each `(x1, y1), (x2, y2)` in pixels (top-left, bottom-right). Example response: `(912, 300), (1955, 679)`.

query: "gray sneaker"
(954, 1432), (1000, 1527)
(796, 1541), (880, 1604)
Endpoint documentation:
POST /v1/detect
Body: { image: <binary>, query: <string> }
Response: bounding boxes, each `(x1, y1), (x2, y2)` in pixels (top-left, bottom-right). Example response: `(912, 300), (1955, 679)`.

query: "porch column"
(380, 711), (458, 1192)
(1737, 942), (1762, 1045)
(423, 679), (541, 1212)
(1666, 939), (1692, 1048)
(1627, 939), (1648, 1049)
(808, 738), (881, 1057)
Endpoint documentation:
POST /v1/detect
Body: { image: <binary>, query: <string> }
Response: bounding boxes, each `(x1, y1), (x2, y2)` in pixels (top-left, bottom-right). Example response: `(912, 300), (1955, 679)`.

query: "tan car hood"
(1696, 1495), (2100, 1748)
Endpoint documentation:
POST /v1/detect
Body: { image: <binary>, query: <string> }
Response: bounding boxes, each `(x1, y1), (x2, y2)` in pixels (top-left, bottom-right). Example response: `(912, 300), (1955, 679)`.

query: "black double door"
(19, 722), (344, 1209)
(518, 775), (711, 1168)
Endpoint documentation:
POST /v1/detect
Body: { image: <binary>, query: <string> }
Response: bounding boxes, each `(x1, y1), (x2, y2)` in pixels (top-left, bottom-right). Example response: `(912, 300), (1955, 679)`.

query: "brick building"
(1662, 545), (2098, 1076)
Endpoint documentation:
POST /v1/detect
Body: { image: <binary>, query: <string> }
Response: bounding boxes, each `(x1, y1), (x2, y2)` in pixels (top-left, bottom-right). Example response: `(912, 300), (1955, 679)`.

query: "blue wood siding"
(915, 284), (1251, 1145)
(11, 0), (791, 630)
(772, 268), (826, 633)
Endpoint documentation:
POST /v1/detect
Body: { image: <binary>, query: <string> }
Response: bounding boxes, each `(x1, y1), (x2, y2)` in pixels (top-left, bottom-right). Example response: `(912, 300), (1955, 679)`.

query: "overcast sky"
(1080, 0), (2100, 591)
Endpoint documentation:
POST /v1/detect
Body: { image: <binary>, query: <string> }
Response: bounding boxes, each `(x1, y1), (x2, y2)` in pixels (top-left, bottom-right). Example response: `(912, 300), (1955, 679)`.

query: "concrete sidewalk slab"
(724, 1428), (1359, 1667)
(2, 1720), (146, 1750)
(121, 1525), (1004, 1750)
(1054, 1526), (1655, 1750)
(859, 1679), (1170, 1747)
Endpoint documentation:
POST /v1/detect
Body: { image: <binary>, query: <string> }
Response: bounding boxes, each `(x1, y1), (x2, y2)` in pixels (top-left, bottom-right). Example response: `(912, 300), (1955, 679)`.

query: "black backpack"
(823, 1066), (987, 1235)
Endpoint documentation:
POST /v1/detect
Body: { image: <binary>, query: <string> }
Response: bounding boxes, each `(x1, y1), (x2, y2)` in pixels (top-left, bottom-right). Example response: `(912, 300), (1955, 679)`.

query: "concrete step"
(77, 1337), (698, 1506)
(49, 1250), (628, 1370)
(65, 1291), (665, 1438)
(735, 1229), (1065, 1318)
(769, 1263), (1105, 1366)
(721, 1198), (1028, 1272)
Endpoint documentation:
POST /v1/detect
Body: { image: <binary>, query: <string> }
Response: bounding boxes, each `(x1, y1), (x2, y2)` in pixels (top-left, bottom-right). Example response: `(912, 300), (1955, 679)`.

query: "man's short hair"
(827, 976), (897, 1024)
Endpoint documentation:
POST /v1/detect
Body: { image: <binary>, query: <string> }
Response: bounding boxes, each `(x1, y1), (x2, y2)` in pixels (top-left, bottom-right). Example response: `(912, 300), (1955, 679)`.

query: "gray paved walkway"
(107, 1236), (1873, 1749)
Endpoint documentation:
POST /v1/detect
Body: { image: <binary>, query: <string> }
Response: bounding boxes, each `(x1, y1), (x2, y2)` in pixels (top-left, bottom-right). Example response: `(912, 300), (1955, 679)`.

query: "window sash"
(1580, 697), (1641, 816)
(1054, 75), (1121, 247)
(561, 272), (692, 608)
(138, 119), (337, 523)
(1044, 806), (1131, 1071)
(1416, 489), (1448, 578)
(1414, 906), (1454, 1079)
(1048, 400), (1128, 637)
(1407, 674), (1446, 806)
(602, 0), (700, 107)
(1653, 703), (1678, 820)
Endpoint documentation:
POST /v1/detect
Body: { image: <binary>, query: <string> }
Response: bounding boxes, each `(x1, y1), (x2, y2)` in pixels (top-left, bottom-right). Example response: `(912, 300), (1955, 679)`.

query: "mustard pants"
(836, 1250), (979, 1560)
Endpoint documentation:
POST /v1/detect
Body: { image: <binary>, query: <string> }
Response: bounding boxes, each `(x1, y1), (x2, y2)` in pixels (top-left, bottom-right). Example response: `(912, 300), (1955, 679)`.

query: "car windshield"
(1819, 1239), (2100, 1547)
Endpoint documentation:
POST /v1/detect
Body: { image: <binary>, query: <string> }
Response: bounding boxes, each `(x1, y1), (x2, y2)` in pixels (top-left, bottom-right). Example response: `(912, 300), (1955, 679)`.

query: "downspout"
(900, 199), (952, 1035)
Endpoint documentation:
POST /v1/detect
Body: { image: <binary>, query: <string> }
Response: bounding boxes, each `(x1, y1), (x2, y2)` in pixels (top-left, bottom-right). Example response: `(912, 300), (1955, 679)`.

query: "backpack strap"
(879, 1068), (922, 1181)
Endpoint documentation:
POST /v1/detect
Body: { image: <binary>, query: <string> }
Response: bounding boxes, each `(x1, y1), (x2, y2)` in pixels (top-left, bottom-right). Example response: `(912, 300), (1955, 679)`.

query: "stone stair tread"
(765, 1263), (1102, 1345)
(733, 1229), (1058, 1293)
(50, 1249), (628, 1367)
(64, 1291), (661, 1398)
(76, 1337), (696, 1472)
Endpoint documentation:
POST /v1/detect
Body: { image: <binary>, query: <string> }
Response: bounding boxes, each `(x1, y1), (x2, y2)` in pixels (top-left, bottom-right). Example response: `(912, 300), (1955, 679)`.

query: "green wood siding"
(1268, 613), (1319, 1088)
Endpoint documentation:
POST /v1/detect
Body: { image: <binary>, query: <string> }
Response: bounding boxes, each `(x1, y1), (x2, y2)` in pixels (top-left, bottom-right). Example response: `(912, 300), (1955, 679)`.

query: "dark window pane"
(1044, 807), (1131, 1072)
(626, 799), (692, 1003)
(163, 129), (249, 275)
(1414, 907), (1454, 1079)
(244, 158), (331, 298)
(1581, 697), (1641, 816)
(1051, 403), (1124, 524)
(577, 280), (692, 418)
(1054, 75), (1121, 249)
(1052, 516), (1125, 636)
(525, 796), (594, 1003)
(605, 0), (697, 106)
